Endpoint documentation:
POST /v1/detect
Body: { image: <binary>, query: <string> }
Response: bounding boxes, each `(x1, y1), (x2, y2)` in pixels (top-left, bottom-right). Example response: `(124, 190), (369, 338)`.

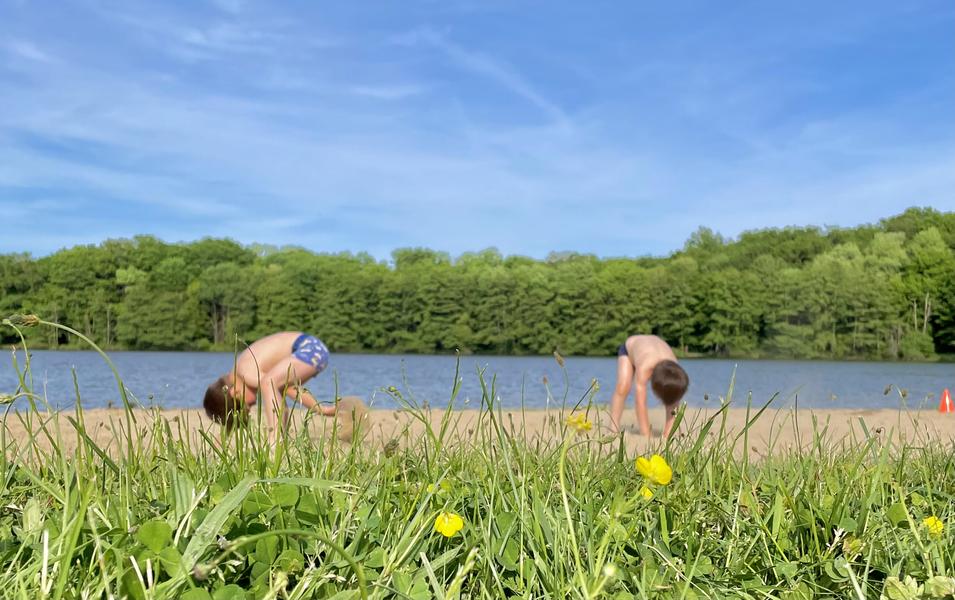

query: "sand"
(4, 400), (955, 459)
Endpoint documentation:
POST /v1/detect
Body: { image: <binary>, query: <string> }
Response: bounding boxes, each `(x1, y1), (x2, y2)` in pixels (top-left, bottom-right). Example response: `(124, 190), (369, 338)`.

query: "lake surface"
(0, 351), (951, 411)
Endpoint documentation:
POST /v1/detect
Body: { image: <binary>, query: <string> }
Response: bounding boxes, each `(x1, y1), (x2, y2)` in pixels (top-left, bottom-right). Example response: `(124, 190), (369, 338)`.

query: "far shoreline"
(6, 346), (954, 365)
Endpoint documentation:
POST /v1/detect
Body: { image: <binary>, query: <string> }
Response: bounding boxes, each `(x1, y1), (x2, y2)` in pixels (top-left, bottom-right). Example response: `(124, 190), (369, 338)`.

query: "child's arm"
(287, 386), (336, 416)
(634, 378), (652, 437)
(662, 405), (677, 439)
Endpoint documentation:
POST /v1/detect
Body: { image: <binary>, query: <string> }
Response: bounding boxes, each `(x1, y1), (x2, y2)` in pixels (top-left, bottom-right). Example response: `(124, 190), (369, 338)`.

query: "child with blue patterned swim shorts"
(203, 331), (353, 434)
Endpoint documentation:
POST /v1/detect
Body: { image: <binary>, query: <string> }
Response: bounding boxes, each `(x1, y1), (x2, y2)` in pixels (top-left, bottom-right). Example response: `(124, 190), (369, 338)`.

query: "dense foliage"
(2, 207), (954, 359)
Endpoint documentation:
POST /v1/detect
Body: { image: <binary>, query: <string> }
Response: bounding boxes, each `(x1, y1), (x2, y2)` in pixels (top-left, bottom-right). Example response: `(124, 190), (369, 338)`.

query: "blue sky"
(1, 0), (953, 259)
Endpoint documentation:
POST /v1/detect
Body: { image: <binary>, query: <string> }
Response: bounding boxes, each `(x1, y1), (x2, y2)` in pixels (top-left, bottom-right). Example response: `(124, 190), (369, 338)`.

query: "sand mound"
(335, 396), (369, 442)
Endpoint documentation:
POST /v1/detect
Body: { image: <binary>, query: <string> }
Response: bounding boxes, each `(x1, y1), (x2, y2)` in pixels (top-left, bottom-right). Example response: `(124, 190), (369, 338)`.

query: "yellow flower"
(639, 486), (654, 500)
(635, 454), (672, 486)
(923, 515), (944, 539)
(566, 413), (593, 433)
(434, 512), (464, 537)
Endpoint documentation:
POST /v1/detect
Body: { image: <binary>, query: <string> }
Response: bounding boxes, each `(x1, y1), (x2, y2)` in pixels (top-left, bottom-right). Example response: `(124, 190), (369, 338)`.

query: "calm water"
(0, 351), (951, 411)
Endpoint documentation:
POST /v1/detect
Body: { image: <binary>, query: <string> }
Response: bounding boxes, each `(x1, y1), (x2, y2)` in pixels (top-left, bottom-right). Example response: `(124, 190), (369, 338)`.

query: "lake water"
(1, 351), (952, 412)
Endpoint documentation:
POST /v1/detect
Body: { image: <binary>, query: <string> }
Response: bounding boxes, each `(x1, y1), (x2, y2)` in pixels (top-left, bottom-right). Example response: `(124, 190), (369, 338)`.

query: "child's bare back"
(624, 335), (679, 381)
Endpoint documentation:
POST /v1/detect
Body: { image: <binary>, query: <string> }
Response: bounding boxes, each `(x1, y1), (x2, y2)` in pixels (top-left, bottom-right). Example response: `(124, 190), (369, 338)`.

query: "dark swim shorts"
(617, 343), (629, 357)
(292, 334), (330, 373)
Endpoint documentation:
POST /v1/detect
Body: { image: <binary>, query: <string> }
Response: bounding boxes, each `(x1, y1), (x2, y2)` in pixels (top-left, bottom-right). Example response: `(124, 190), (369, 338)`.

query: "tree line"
(1, 208), (953, 360)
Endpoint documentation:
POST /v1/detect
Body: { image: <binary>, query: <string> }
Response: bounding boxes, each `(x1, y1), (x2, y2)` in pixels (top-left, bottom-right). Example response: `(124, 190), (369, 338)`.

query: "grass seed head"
(3, 314), (40, 327)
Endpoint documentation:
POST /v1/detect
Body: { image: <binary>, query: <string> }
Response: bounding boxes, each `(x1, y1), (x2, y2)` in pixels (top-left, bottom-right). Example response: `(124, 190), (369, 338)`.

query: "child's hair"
(650, 360), (689, 406)
(203, 376), (248, 430)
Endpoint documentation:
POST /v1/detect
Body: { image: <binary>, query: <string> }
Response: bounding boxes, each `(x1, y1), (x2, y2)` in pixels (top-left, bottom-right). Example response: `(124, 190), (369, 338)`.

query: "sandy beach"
(4, 402), (955, 458)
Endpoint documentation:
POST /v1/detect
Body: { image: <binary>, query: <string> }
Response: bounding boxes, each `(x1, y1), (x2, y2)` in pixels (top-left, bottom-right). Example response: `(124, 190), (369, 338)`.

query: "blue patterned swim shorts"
(291, 334), (330, 373)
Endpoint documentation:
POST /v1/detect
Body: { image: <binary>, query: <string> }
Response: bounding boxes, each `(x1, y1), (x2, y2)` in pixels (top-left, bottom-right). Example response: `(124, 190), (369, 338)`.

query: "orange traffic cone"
(940, 388), (954, 414)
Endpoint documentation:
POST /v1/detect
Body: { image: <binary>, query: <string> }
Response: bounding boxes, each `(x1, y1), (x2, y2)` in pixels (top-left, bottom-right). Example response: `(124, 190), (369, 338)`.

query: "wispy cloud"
(394, 27), (571, 128)
(178, 23), (276, 55)
(85, 3), (291, 64)
(349, 84), (427, 100)
(208, 0), (244, 15)
(3, 39), (54, 63)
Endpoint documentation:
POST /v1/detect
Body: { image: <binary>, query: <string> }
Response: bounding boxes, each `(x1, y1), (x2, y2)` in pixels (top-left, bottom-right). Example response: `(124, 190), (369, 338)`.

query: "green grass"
(1, 314), (953, 599)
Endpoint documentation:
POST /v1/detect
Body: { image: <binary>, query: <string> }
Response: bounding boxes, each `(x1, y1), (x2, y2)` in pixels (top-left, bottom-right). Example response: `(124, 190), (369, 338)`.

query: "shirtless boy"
(609, 335), (689, 438)
(203, 331), (335, 431)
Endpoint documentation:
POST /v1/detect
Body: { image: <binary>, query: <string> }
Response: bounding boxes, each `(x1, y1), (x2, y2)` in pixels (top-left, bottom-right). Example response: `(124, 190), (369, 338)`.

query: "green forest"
(2, 207), (954, 360)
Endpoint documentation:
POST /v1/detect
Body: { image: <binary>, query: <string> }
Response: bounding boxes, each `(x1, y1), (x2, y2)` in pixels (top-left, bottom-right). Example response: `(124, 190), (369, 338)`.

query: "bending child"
(609, 335), (689, 438)
(203, 331), (336, 432)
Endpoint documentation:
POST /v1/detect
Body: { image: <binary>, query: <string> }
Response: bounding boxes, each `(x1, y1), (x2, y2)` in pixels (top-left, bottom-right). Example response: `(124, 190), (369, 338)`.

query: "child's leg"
(286, 335), (333, 416)
(609, 355), (634, 432)
(633, 380), (651, 437)
(261, 358), (320, 431)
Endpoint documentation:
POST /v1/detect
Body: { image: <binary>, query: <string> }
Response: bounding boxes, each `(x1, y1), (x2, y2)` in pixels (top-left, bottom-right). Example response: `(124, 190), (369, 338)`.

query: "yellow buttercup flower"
(635, 454), (672, 486)
(434, 512), (464, 537)
(639, 486), (654, 500)
(923, 515), (944, 539)
(566, 413), (593, 433)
